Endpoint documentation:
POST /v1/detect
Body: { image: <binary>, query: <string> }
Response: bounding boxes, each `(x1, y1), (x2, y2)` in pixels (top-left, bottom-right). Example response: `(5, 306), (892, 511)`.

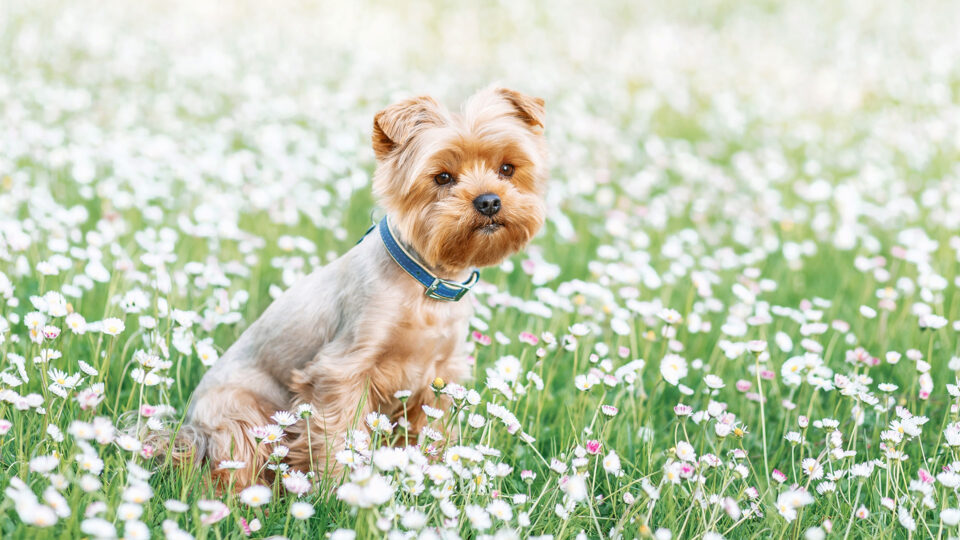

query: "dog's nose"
(473, 193), (501, 216)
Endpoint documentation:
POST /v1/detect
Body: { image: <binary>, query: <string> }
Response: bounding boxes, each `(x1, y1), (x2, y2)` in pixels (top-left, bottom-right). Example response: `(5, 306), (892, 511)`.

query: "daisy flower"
(271, 410), (297, 426)
(100, 318), (125, 336)
(290, 501), (315, 519)
(660, 354), (688, 386)
(239, 485), (271, 507)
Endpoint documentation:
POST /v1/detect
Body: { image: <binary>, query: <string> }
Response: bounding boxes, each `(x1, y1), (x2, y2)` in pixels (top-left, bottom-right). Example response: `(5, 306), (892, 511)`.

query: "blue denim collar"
(363, 217), (479, 301)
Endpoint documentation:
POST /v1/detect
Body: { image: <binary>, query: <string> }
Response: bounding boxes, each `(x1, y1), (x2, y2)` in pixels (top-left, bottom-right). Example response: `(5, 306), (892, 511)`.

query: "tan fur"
(178, 86), (547, 489)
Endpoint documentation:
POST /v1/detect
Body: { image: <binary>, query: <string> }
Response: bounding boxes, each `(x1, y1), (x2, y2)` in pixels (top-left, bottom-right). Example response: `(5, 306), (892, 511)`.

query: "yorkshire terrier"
(176, 86), (547, 487)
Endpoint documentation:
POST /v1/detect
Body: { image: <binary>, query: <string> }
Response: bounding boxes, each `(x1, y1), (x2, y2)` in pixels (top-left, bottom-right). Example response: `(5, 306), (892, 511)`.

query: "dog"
(175, 86), (548, 488)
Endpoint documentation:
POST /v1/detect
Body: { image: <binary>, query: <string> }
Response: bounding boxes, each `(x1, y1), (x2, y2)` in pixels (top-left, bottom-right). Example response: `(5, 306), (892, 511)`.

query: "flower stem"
(755, 353), (770, 484)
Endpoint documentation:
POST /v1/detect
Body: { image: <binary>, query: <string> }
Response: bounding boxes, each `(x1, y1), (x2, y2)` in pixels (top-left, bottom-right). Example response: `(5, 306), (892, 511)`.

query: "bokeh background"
(6, 0), (960, 266)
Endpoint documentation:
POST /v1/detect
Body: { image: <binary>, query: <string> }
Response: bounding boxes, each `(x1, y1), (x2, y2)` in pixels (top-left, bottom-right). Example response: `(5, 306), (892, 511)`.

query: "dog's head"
(371, 86), (547, 274)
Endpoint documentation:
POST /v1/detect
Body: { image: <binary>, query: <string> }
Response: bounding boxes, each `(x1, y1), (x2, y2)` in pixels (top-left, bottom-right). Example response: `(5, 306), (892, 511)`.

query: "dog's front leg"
(394, 358), (470, 448)
(284, 361), (378, 476)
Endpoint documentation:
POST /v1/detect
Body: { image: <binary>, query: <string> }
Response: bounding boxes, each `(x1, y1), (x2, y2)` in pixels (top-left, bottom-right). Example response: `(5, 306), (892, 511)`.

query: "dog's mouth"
(477, 222), (503, 234)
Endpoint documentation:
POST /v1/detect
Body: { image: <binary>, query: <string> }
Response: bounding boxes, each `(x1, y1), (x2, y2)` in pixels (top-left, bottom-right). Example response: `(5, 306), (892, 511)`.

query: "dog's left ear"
(372, 96), (444, 161)
(497, 88), (545, 130)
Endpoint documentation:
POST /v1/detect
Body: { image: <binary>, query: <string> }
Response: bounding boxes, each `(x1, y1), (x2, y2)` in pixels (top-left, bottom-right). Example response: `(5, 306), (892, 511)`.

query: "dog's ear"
(497, 88), (545, 130)
(372, 96), (444, 161)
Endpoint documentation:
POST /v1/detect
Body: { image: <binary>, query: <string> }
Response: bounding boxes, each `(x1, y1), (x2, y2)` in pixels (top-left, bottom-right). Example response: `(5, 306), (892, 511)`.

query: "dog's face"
(371, 87), (547, 274)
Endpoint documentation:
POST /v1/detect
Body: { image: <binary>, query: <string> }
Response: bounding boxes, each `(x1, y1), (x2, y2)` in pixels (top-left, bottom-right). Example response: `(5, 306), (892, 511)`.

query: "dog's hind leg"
(188, 386), (283, 489)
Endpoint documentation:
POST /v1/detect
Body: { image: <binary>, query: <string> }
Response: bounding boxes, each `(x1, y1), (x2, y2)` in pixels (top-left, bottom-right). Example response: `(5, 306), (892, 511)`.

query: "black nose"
(473, 193), (501, 216)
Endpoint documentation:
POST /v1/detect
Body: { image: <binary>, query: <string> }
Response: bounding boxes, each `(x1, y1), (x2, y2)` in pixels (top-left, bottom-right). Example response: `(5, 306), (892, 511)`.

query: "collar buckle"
(425, 274), (475, 301)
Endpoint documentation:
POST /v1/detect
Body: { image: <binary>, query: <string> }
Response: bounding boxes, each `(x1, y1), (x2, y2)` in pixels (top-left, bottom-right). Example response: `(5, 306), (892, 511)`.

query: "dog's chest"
(372, 299), (471, 394)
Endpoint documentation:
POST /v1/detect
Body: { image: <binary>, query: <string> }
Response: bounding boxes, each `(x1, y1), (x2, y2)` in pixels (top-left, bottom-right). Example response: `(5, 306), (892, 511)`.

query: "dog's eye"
(499, 164), (515, 177)
(435, 172), (453, 185)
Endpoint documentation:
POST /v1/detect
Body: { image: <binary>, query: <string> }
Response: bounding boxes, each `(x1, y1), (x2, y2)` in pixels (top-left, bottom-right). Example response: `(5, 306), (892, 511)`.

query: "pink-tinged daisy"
(674, 404), (693, 416)
(518, 332), (539, 345)
(198, 500), (229, 525)
(76, 387), (105, 410)
(283, 470), (312, 496)
(600, 405), (618, 417)
(139, 404), (160, 417)
(472, 331), (491, 346)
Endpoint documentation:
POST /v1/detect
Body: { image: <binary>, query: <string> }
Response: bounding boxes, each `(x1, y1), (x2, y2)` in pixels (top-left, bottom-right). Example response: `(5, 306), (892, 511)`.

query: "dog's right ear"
(497, 88), (545, 130)
(372, 96), (444, 161)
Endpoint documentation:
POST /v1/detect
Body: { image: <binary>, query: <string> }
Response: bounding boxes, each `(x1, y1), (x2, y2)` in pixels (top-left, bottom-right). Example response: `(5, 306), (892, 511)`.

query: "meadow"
(2, 0), (960, 538)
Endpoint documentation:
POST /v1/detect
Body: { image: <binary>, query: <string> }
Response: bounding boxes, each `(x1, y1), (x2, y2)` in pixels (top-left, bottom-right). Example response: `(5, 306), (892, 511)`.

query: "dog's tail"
(119, 411), (208, 468)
